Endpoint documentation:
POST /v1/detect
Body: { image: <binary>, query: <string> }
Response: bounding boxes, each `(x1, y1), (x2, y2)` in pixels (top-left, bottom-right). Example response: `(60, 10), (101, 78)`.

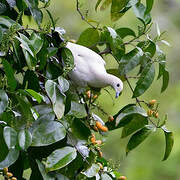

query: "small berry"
(147, 109), (153, 116)
(97, 162), (103, 169)
(100, 126), (108, 132)
(86, 90), (91, 98)
(118, 176), (127, 180)
(154, 112), (159, 118)
(96, 121), (103, 129)
(3, 167), (8, 174)
(11, 177), (17, 180)
(6, 172), (13, 178)
(98, 151), (103, 157)
(93, 95), (98, 99)
(90, 137), (96, 144)
(108, 116), (114, 122)
(149, 99), (157, 106)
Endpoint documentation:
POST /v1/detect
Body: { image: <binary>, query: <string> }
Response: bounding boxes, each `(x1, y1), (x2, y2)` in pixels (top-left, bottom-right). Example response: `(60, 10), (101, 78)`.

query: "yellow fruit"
(3, 167), (8, 174)
(6, 172), (13, 178)
(96, 121), (103, 129)
(90, 134), (96, 144)
(95, 140), (102, 145)
(147, 109), (153, 116)
(11, 177), (17, 180)
(86, 90), (91, 98)
(118, 176), (127, 180)
(100, 126), (108, 132)
(108, 116), (114, 122)
(149, 99), (157, 106)
(97, 162), (103, 169)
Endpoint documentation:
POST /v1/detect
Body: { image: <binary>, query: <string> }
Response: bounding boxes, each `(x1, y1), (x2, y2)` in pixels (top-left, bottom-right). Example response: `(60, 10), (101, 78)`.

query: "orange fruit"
(93, 95), (98, 99)
(147, 109), (153, 116)
(149, 99), (156, 106)
(11, 177), (17, 180)
(3, 167), (8, 174)
(118, 176), (127, 180)
(6, 172), (13, 178)
(100, 126), (108, 132)
(155, 112), (159, 118)
(96, 121), (103, 129)
(98, 151), (103, 157)
(97, 162), (103, 169)
(86, 90), (91, 98)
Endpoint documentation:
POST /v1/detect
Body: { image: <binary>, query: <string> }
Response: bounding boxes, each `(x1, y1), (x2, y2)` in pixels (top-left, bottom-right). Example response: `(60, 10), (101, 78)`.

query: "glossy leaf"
(0, 149), (19, 169)
(133, 63), (155, 98)
(77, 28), (100, 47)
(2, 59), (17, 90)
(58, 76), (69, 93)
(36, 160), (55, 180)
(32, 121), (66, 146)
(0, 126), (8, 162)
(0, 16), (21, 28)
(3, 126), (17, 149)
(45, 80), (65, 119)
(115, 104), (147, 128)
(0, 89), (8, 114)
(68, 101), (87, 118)
(0, 3), (7, 14)
(145, 0), (154, 14)
(121, 115), (148, 138)
(132, 3), (151, 25)
(18, 129), (32, 150)
(111, 0), (127, 21)
(126, 125), (154, 154)
(119, 48), (143, 75)
(162, 126), (174, 161)
(116, 27), (136, 39)
(45, 147), (77, 172)
(30, 32), (43, 54)
(82, 163), (100, 178)
(161, 69), (169, 93)
(26, 89), (43, 103)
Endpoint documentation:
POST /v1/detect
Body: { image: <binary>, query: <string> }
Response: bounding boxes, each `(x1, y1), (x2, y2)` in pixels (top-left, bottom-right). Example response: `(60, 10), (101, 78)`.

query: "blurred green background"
(24, 0), (180, 179)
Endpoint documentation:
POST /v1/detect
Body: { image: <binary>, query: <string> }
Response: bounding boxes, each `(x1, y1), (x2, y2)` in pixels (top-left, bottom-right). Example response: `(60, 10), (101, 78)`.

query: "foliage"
(0, 0), (173, 179)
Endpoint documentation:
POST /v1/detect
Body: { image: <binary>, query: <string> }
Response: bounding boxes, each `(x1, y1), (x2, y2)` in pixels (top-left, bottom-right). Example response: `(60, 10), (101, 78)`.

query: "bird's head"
(109, 75), (123, 98)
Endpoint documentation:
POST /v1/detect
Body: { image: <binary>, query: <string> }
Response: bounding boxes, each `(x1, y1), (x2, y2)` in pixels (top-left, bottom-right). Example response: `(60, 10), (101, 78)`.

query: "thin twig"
(76, 0), (96, 29)
(98, 48), (111, 55)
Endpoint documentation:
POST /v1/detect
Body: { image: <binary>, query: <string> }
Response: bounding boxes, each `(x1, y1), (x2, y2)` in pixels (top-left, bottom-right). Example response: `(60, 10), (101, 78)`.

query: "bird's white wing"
(66, 42), (106, 66)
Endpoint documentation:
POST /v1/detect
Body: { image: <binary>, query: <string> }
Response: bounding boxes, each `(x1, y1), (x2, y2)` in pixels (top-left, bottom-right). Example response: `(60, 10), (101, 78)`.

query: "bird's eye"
(117, 83), (120, 87)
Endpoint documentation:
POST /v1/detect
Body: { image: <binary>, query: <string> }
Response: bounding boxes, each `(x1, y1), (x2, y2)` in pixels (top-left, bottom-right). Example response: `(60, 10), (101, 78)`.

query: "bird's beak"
(115, 91), (122, 98)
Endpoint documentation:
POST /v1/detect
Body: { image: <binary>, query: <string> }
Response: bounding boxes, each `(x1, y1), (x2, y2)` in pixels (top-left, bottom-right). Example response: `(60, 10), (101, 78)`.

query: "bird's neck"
(105, 74), (116, 87)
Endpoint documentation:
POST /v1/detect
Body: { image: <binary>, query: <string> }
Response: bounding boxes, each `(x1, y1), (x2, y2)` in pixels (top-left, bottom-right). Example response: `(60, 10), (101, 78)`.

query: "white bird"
(66, 42), (123, 98)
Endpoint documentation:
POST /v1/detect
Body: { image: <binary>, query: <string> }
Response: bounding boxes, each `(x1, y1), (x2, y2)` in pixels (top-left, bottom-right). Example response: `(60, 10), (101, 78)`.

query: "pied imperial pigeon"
(66, 42), (123, 98)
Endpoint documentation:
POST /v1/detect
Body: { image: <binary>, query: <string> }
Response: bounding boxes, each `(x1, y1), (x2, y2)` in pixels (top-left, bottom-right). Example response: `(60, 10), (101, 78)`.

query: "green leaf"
(119, 48), (143, 75)
(45, 146), (77, 172)
(3, 126), (17, 149)
(116, 27), (136, 39)
(0, 89), (8, 114)
(82, 163), (100, 178)
(0, 126), (8, 162)
(0, 149), (19, 169)
(0, 16), (21, 28)
(31, 121), (66, 146)
(145, 40), (156, 58)
(71, 118), (91, 140)
(111, 0), (127, 21)
(95, 0), (103, 11)
(2, 59), (17, 90)
(18, 129), (32, 150)
(30, 32), (43, 54)
(126, 125), (154, 154)
(0, 27), (3, 43)
(121, 115), (148, 138)
(162, 126), (174, 161)
(68, 101), (87, 118)
(145, 0), (154, 14)
(58, 76), (69, 93)
(132, 3), (151, 25)
(161, 69), (169, 93)
(77, 28), (100, 47)
(36, 160), (55, 180)
(26, 89), (43, 103)
(105, 27), (125, 60)
(25, 0), (43, 25)
(0, 3), (7, 14)
(47, 47), (58, 58)
(115, 104), (147, 128)
(133, 63), (155, 98)
(45, 80), (65, 119)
